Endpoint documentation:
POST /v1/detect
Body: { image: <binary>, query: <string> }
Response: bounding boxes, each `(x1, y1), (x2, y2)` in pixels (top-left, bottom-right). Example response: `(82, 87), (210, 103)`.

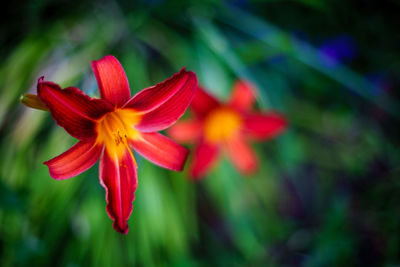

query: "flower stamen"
(97, 109), (141, 163)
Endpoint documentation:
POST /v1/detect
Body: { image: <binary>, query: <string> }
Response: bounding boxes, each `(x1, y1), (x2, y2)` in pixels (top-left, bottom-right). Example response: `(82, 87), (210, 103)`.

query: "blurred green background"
(1, 0), (400, 266)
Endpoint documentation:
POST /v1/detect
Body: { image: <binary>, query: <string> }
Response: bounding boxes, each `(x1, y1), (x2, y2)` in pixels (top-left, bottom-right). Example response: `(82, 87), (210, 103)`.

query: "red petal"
(243, 112), (287, 140)
(190, 141), (219, 179)
(166, 120), (203, 143)
(129, 69), (198, 132)
(37, 78), (113, 140)
(91, 55), (131, 106)
(224, 137), (258, 175)
(99, 148), (138, 234)
(124, 68), (190, 112)
(190, 86), (220, 117)
(129, 132), (189, 171)
(229, 80), (256, 111)
(44, 140), (102, 179)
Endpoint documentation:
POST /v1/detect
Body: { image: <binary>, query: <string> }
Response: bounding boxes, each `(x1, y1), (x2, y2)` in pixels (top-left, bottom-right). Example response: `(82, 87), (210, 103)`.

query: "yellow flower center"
(96, 109), (141, 161)
(204, 107), (242, 143)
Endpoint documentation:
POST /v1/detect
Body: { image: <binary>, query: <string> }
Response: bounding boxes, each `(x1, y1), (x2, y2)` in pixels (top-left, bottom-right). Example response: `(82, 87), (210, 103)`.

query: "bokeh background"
(1, 0), (400, 266)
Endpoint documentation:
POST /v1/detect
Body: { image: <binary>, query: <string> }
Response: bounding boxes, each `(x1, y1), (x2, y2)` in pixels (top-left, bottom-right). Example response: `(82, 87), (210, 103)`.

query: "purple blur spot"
(319, 35), (357, 67)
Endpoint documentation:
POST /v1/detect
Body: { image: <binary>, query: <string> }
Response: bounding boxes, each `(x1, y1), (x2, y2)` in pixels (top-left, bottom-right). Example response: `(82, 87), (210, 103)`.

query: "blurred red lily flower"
(22, 55), (197, 234)
(168, 80), (286, 179)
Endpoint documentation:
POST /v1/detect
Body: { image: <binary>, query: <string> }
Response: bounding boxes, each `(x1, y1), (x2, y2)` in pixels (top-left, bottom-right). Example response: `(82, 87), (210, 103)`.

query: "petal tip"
(91, 55), (117, 64)
(113, 222), (129, 235)
(189, 170), (205, 181)
(270, 113), (288, 134)
(20, 94), (49, 111)
(43, 161), (73, 180)
(42, 161), (65, 180)
(241, 164), (258, 176)
(36, 77), (45, 91)
(178, 67), (198, 82)
(175, 146), (190, 172)
(189, 161), (209, 180)
(106, 207), (131, 235)
(244, 112), (288, 140)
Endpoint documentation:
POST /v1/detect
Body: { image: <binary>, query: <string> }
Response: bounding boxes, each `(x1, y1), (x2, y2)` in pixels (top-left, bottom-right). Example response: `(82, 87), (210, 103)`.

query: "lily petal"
(37, 78), (113, 140)
(190, 140), (219, 179)
(91, 55), (131, 106)
(243, 112), (287, 140)
(99, 148), (138, 234)
(130, 132), (189, 171)
(224, 137), (258, 175)
(166, 120), (203, 143)
(190, 86), (220, 117)
(44, 140), (102, 179)
(125, 68), (191, 112)
(131, 69), (198, 132)
(229, 80), (256, 111)
(20, 94), (48, 111)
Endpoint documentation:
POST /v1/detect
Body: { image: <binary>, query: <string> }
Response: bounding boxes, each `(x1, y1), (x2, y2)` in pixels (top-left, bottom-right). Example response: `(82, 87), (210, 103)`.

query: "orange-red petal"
(44, 140), (102, 179)
(228, 80), (256, 111)
(99, 148), (138, 234)
(224, 137), (258, 175)
(190, 86), (220, 117)
(166, 119), (203, 143)
(190, 141), (219, 180)
(129, 132), (189, 171)
(129, 69), (198, 132)
(91, 55), (131, 106)
(37, 78), (113, 140)
(243, 112), (287, 140)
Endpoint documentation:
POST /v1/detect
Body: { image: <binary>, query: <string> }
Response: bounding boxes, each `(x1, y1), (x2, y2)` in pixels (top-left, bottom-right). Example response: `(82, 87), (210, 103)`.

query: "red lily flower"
(23, 55), (197, 234)
(167, 80), (286, 179)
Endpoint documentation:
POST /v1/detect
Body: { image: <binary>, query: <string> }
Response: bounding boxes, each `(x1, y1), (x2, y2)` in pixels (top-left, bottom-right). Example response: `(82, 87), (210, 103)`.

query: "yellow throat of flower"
(96, 109), (141, 161)
(204, 107), (242, 143)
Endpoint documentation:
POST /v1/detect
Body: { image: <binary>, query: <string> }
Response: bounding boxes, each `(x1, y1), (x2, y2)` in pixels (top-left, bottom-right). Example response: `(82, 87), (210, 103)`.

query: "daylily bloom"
(22, 55), (197, 234)
(167, 80), (286, 179)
